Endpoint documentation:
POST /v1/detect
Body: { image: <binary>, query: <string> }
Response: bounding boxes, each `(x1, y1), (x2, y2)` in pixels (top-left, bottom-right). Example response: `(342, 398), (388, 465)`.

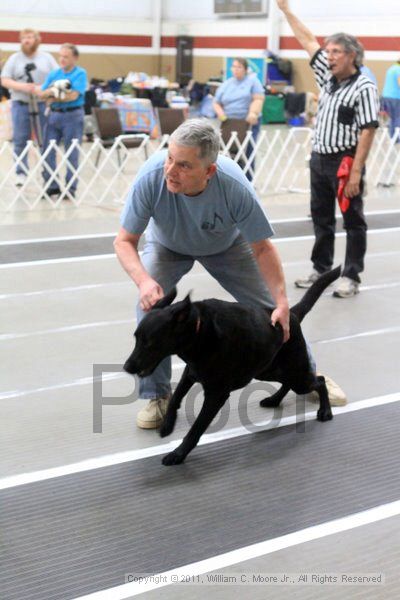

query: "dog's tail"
(291, 266), (341, 323)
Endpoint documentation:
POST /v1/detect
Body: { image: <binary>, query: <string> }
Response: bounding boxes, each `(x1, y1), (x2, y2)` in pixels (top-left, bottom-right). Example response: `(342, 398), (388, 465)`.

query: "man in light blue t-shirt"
(115, 119), (344, 429)
(37, 43), (87, 198)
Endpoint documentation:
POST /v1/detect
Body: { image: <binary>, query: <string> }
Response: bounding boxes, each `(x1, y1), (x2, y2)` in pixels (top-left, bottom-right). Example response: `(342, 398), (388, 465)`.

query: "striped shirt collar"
(327, 68), (361, 94)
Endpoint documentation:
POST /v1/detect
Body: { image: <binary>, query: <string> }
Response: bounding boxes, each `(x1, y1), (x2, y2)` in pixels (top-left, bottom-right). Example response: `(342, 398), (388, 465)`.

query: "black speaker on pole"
(176, 36), (193, 86)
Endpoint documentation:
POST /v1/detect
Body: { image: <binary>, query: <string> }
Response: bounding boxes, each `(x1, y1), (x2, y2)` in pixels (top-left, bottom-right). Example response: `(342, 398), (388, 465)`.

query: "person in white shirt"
(1, 29), (57, 186)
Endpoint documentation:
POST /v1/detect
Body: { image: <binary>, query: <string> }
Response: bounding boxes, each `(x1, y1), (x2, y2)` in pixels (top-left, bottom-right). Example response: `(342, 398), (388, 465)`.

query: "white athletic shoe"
(333, 277), (359, 298)
(309, 374), (347, 407)
(136, 396), (171, 429)
(295, 269), (320, 289)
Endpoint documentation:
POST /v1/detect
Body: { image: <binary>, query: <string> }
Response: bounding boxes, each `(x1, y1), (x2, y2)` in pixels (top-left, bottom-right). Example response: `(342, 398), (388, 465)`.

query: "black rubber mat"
(1, 212), (400, 264)
(1, 402), (399, 600)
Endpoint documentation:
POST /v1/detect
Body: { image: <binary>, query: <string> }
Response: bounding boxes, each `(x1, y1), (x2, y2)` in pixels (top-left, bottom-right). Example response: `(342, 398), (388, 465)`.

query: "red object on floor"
(337, 156), (354, 213)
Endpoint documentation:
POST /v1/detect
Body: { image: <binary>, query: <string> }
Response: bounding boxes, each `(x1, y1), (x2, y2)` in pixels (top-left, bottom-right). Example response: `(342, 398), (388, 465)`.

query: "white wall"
(162, 0), (215, 20)
(1, 0), (400, 20)
(288, 0), (400, 18)
(0, 0), (153, 19)
(163, 0), (400, 19)
(0, 0), (398, 61)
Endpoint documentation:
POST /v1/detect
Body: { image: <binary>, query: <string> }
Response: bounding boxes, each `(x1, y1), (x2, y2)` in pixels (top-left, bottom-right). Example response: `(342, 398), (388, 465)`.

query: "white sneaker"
(15, 173), (27, 187)
(136, 396), (170, 429)
(309, 374), (347, 407)
(333, 277), (359, 298)
(295, 269), (320, 289)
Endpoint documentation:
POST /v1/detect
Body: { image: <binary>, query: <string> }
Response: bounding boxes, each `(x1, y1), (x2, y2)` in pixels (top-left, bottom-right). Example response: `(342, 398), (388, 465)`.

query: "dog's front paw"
(317, 408), (333, 422)
(162, 450), (185, 466)
(159, 413), (176, 438)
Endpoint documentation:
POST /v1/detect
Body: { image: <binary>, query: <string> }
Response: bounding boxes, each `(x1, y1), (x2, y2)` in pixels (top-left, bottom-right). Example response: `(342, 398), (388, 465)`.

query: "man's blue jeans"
(42, 108), (84, 193)
(136, 236), (316, 399)
(11, 100), (46, 174)
(382, 97), (400, 142)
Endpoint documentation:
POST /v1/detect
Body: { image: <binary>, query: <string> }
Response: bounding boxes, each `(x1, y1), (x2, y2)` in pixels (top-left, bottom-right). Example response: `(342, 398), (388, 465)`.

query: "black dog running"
(124, 266), (341, 465)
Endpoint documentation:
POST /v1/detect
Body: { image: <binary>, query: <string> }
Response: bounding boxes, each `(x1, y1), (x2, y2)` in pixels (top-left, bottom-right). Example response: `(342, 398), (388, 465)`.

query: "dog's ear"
(151, 287), (177, 310)
(172, 292), (192, 323)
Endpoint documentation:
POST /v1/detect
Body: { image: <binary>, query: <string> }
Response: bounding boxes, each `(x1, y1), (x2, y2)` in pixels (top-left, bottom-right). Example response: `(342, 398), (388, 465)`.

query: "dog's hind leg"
(312, 375), (333, 422)
(162, 392), (229, 465)
(259, 384), (290, 408)
(159, 366), (195, 438)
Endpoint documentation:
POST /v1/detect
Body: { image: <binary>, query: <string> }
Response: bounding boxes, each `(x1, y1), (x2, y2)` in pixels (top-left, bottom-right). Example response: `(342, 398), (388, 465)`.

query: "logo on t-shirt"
(201, 212), (223, 230)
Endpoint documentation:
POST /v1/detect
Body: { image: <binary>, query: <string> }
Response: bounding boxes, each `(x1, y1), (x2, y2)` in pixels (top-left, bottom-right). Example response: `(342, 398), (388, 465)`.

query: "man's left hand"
(344, 169), (361, 198)
(271, 303), (290, 343)
(246, 111), (258, 126)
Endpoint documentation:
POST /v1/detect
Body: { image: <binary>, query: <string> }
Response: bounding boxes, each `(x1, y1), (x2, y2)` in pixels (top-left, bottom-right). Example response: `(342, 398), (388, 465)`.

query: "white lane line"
(270, 216), (312, 223)
(315, 325), (400, 344)
(0, 282), (128, 300)
(3, 310), (400, 343)
(361, 281), (400, 292)
(0, 392), (399, 490)
(0, 362), (185, 401)
(1, 225), (400, 269)
(0, 371), (131, 400)
(2, 249), (400, 301)
(0, 254), (115, 269)
(0, 319), (134, 341)
(269, 209), (400, 224)
(1, 208), (398, 246)
(273, 226), (400, 244)
(0, 232), (115, 246)
(0, 271), (205, 300)
(71, 500), (400, 600)
(364, 208), (400, 215)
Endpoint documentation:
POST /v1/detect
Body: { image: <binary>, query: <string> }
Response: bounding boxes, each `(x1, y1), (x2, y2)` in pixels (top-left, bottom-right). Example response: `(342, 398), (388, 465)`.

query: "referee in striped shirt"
(277, 0), (379, 298)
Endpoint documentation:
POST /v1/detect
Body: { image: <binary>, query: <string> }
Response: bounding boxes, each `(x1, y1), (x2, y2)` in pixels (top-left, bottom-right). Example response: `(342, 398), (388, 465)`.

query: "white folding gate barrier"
(0, 127), (398, 211)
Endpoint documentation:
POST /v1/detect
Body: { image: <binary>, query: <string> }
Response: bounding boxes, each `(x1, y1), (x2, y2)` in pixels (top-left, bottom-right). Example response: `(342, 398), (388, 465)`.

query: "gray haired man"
(114, 119), (345, 429)
(276, 0), (379, 298)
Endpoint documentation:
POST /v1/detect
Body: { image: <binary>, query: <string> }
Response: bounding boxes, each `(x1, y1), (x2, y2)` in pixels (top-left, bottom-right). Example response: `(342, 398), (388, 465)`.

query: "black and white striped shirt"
(310, 49), (379, 154)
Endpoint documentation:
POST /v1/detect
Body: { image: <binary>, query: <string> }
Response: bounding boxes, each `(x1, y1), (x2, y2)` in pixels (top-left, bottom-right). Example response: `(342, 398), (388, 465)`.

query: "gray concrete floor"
(1, 175), (399, 599)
